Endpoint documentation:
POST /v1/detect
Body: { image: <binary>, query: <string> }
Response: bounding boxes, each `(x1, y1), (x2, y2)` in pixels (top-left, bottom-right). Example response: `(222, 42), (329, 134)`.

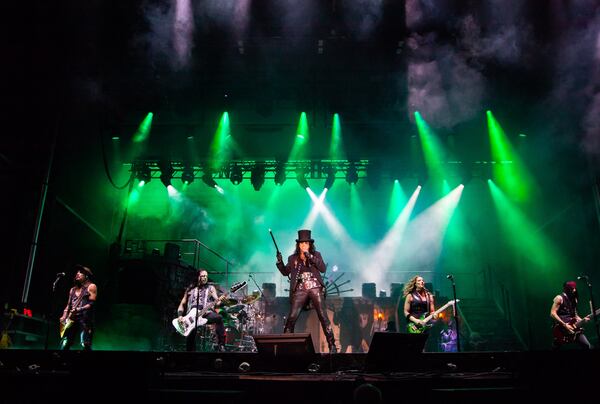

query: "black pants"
(185, 311), (225, 352)
(60, 320), (93, 351)
(284, 287), (335, 348)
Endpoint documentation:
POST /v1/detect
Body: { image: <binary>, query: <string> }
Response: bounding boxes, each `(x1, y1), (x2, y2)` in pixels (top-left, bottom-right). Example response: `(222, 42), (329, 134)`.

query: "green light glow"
(329, 113), (345, 160)
(387, 180), (407, 225)
(486, 111), (537, 203)
(350, 184), (369, 238)
(415, 111), (446, 194)
(132, 112), (153, 143)
(210, 112), (232, 170)
(128, 188), (140, 205)
(296, 112), (308, 139)
(488, 179), (569, 272)
(289, 112), (309, 160)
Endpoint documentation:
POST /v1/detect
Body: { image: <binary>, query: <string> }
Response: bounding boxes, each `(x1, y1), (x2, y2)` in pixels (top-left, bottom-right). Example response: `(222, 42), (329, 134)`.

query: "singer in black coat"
(276, 229), (337, 353)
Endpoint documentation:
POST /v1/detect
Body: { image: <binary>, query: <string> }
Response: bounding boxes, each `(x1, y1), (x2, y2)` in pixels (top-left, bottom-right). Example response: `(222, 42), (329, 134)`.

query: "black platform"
(1, 349), (598, 403)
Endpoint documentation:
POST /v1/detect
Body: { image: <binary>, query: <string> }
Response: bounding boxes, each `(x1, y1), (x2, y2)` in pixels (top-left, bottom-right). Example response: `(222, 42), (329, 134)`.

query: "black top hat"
(296, 229), (314, 243)
(74, 264), (94, 278)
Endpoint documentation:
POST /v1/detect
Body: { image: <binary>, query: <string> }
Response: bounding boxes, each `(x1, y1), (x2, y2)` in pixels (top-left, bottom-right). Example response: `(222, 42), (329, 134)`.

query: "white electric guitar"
(172, 281), (246, 337)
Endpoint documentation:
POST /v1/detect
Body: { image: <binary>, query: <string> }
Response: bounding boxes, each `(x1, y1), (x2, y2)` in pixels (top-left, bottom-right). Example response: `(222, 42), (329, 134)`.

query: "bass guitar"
(552, 308), (600, 346)
(172, 281), (246, 337)
(407, 299), (459, 334)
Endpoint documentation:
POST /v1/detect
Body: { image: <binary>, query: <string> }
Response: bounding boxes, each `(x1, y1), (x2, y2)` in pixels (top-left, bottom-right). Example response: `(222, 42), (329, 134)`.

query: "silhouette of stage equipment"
(365, 332), (428, 371)
(253, 333), (315, 356)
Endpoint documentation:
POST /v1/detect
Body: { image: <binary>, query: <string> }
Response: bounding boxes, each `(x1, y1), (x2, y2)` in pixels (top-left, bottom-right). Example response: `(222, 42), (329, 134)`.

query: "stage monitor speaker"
(253, 333), (314, 356)
(366, 332), (427, 371)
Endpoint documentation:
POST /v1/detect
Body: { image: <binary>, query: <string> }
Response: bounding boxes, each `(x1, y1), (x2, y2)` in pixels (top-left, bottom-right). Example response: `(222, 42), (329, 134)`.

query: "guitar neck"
(423, 300), (455, 323)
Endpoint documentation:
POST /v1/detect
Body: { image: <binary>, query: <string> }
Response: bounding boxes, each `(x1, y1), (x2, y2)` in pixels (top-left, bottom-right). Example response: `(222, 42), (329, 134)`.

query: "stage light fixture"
(159, 161), (174, 188)
(134, 163), (151, 185)
(250, 164), (266, 191)
(296, 167), (309, 189)
(202, 172), (218, 188)
(323, 165), (336, 190)
(230, 164), (243, 185)
(346, 163), (358, 184)
(274, 162), (286, 186)
(181, 166), (195, 185)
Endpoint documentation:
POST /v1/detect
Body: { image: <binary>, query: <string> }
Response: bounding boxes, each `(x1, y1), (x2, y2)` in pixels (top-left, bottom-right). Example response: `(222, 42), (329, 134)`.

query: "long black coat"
(276, 251), (327, 299)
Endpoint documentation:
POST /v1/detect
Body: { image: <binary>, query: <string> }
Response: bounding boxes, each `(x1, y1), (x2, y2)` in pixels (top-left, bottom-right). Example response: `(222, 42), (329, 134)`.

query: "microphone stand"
(448, 277), (461, 352)
(582, 277), (600, 347)
(45, 274), (64, 350)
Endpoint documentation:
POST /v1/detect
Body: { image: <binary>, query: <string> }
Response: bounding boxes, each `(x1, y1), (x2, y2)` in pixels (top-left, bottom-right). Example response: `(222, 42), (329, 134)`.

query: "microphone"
(56, 272), (66, 277)
(446, 274), (454, 280)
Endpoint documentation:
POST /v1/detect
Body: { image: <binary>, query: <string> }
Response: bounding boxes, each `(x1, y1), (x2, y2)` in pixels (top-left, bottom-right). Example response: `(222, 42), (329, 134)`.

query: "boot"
(325, 327), (337, 353)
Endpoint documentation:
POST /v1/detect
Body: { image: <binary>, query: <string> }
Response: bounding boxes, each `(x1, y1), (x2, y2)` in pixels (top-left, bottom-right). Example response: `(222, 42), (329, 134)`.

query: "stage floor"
(0, 349), (597, 403)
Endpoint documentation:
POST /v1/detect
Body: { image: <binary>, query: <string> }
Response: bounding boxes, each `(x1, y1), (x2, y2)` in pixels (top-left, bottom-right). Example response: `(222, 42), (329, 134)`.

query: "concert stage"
(1, 349), (596, 403)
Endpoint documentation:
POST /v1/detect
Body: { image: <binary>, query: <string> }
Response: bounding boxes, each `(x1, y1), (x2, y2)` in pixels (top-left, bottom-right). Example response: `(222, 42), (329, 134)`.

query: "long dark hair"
(294, 242), (316, 255)
(187, 269), (209, 291)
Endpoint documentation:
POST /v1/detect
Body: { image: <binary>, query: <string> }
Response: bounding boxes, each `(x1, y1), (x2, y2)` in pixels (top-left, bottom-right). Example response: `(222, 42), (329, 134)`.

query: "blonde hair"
(402, 275), (423, 297)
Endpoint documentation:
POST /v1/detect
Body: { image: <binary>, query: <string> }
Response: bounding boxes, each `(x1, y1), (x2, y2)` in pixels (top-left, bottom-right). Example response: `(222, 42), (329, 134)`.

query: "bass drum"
(224, 325), (241, 346)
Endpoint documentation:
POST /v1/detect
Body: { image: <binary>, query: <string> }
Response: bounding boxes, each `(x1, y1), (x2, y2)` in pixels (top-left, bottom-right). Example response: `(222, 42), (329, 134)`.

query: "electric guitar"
(172, 281), (246, 337)
(407, 299), (459, 334)
(552, 308), (600, 346)
(59, 291), (86, 339)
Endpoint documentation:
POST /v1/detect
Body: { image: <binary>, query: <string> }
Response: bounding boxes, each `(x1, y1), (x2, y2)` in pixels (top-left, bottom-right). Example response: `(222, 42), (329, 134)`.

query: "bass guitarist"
(59, 265), (97, 350)
(177, 269), (226, 352)
(403, 275), (436, 334)
(550, 280), (591, 350)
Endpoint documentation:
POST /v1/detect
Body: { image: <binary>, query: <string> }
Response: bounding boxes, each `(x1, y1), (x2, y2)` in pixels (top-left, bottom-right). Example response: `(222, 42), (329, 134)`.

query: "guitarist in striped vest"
(550, 280), (591, 350)
(403, 275), (436, 335)
(59, 265), (97, 350)
(177, 269), (226, 352)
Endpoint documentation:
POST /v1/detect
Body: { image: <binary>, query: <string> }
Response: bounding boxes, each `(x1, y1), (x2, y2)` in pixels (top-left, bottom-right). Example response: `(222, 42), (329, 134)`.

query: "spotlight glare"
(158, 161), (174, 188)
(202, 172), (218, 189)
(181, 166), (195, 185)
(323, 166), (336, 190)
(134, 163), (151, 185)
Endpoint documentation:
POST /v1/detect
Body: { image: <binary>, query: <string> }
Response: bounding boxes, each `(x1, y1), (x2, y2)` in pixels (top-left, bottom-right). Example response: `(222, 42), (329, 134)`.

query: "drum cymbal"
(221, 298), (238, 306)
(242, 294), (260, 304)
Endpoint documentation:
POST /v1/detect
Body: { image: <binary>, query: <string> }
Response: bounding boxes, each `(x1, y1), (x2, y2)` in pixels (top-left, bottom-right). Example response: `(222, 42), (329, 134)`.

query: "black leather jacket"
(276, 251), (327, 298)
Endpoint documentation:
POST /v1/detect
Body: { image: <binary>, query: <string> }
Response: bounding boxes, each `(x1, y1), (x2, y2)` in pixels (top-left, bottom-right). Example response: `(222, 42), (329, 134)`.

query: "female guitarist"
(402, 275), (436, 334)
(59, 265), (97, 350)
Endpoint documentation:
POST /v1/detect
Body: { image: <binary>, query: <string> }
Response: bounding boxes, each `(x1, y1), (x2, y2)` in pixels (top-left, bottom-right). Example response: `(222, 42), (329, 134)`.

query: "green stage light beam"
(415, 111), (446, 194)
(288, 112), (309, 160)
(368, 185), (421, 280)
(387, 180), (408, 226)
(132, 112), (153, 143)
(350, 183), (369, 239)
(329, 113), (345, 160)
(210, 112), (238, 171)
(394, 185), (464, 270)
(488, 179), (569, 272)
(486, 111), (537, 203)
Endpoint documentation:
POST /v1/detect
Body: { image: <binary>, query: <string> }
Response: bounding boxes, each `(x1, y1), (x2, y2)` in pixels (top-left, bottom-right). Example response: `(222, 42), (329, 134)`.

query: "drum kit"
(218, 290), (267, 352)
